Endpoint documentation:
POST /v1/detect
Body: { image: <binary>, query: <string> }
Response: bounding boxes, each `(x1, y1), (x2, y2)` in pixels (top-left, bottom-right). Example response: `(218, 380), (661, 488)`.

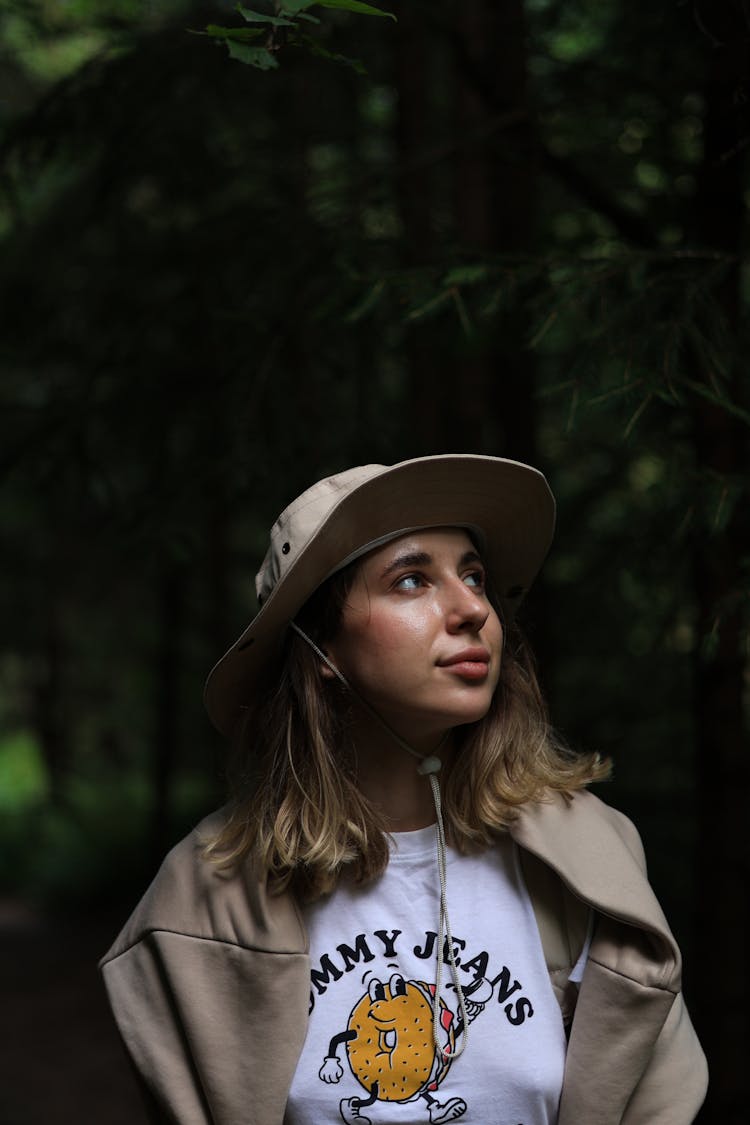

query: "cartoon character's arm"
(319, 1029), (356, 1084)
(452, 974), (496, 1037)
(465, 975), (495, 1021)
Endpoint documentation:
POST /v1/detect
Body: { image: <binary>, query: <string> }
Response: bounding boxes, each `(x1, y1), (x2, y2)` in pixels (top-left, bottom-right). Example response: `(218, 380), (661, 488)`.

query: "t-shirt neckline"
(387, 822), (438, 860)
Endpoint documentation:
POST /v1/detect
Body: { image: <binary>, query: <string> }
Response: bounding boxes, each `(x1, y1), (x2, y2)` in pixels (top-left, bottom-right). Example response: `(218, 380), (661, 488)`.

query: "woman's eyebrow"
(379, 550), (432, 578)
(379, 548), (484, 579)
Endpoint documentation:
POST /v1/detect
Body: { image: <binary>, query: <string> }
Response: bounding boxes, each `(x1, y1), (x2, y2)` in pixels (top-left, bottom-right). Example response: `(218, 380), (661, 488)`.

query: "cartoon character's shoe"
(428, 1097), (467, 1124)
(339, 1097), (372, 1125)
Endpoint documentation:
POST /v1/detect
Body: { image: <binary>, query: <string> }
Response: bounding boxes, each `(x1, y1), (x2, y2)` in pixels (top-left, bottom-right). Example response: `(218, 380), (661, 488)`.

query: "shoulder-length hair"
(206, 563), (609, 900)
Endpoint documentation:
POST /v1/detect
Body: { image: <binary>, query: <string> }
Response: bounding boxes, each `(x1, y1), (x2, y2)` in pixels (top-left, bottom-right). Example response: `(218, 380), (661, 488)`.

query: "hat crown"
(255, 464), (386, 604)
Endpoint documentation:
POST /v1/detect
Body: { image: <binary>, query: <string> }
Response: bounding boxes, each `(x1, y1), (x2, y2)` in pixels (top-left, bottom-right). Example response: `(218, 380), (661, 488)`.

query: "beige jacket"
(101, 791), (707, 1124)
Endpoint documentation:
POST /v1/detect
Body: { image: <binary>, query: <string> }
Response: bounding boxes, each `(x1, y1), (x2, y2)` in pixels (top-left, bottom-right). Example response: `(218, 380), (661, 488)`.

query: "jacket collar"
(509, 789), (681, 988)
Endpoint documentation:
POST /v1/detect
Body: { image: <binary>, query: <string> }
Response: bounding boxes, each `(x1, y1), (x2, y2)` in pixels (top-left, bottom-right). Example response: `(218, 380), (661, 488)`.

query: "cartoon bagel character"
(319, 972), (469, 1125)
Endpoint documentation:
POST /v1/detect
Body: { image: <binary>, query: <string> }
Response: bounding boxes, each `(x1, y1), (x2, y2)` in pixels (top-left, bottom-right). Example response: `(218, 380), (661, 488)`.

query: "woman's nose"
(445, 579), (490, 632)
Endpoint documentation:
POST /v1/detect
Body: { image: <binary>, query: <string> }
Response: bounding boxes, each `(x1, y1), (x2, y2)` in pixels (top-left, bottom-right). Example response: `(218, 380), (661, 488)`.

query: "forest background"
(0, 0), (747, 1122)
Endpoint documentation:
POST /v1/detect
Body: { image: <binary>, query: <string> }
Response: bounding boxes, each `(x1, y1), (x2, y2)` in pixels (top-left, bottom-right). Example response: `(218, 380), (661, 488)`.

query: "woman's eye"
(395, 573), (423, 590)
(463, 570), (486, 590)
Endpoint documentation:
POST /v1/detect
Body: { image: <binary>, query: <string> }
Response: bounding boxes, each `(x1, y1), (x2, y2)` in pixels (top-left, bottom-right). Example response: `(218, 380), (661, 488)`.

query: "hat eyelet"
(282, 542), (291, 555)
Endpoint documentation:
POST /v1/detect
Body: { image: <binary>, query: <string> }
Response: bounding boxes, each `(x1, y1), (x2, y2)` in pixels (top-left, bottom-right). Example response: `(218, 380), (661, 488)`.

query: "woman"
(101, 454), (707, 1125)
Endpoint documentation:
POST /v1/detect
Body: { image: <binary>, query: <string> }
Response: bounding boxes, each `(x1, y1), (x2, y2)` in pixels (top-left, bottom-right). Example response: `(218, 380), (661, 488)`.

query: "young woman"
(101, 454), (707, 1125)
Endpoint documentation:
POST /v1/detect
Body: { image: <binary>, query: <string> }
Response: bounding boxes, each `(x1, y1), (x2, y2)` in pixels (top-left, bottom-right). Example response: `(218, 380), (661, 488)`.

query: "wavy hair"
(206, 564), (610, 900)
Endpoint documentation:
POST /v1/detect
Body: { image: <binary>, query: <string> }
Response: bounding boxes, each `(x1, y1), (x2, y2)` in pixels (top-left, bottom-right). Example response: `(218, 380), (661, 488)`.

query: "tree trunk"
(452, 0), (538, 460)
(394, 1), (450, 454)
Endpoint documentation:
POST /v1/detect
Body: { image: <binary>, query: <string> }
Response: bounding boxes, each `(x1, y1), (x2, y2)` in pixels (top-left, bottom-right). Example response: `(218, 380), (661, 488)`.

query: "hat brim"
(204, 454), (555, 736)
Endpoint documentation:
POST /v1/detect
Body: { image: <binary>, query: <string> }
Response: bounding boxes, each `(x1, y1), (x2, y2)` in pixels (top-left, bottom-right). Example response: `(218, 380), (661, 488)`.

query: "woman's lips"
(439, 649), (491, 679)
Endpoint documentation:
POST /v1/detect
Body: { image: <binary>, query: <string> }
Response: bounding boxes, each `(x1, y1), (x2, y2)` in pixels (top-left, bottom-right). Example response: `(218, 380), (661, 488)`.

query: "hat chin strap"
(289, 620), (469, 1062)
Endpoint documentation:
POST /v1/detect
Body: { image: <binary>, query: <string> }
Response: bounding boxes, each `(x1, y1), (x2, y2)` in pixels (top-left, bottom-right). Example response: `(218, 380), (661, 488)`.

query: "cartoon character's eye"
(389, 973), (407, 998)
(368, 979), (386, 1003)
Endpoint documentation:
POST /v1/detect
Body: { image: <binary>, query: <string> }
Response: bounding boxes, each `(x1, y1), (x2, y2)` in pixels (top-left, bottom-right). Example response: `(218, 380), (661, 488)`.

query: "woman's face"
(324, 528), (503, 743)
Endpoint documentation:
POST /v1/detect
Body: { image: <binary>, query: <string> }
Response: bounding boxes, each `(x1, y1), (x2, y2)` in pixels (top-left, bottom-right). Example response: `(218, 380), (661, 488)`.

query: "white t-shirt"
(285, 827), (588, 1125)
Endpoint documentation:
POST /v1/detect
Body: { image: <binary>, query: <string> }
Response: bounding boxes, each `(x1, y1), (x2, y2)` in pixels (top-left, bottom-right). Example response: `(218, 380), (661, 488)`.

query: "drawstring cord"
(289, 620), (469, 1061)
(422, 763), (469, 1060)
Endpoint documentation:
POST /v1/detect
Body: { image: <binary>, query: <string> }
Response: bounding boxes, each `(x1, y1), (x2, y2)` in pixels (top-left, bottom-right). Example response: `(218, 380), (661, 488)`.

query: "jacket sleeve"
(621, 990), (708, 1124)
(597, 809), (707, 1122)
(102, 930), (310, 1125)
(611, 808), (708, 1121)
(536, 793), (708, 1124)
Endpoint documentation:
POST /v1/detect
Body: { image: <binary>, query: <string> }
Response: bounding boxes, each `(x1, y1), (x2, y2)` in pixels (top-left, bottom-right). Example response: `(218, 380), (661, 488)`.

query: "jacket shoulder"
(510, 789), (679, 968)
(512, 788), (648, 882)
(100, 809), (306, 966)
(573, 789), (647, 866)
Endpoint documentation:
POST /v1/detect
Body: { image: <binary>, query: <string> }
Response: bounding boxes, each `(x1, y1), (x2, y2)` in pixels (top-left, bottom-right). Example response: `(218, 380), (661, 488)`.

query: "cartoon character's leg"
(339, 1082), (379, 1125)
(421, 1089), (467, 1124)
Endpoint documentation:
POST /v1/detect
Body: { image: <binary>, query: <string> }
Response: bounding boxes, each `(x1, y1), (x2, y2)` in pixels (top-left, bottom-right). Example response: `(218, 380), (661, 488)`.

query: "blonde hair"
(206, 567), (610, 900)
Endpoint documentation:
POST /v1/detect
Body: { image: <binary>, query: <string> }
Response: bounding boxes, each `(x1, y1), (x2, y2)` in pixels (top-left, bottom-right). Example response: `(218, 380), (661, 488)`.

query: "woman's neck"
(348, 713), (454, 831)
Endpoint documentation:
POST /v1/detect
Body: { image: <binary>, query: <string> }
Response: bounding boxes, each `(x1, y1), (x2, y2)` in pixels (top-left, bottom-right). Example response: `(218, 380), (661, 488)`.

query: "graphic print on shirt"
(311, 928), (531, 1125)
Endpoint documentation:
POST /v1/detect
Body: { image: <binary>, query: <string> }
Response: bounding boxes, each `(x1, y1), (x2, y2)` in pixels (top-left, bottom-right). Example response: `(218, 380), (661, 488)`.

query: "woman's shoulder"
(100, 808), (306, 967)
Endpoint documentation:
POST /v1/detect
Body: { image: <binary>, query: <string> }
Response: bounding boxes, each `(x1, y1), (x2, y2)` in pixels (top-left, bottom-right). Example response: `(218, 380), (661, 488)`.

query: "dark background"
(0, 1), (747, 1121)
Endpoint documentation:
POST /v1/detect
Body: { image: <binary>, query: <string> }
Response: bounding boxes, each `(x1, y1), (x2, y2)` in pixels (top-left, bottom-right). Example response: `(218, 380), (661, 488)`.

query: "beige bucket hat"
(204, 454), (555, 736)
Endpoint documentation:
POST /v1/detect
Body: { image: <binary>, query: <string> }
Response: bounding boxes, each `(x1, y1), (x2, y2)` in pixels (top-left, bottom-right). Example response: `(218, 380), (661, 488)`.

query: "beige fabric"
(519, 848), (590, 1026)
(100, 792), (707, 1124)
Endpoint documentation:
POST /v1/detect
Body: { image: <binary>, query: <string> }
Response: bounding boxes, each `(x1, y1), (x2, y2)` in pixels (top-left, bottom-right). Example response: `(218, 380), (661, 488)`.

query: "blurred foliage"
(0, 730), (48, 807)
(0, 749), (211, 906)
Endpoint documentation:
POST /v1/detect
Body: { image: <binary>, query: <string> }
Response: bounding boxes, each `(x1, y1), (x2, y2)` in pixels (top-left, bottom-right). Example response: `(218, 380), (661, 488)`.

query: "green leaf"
(346, 279), (385, 322)
(237, 5), (295, 26)
(301, 35), (367, 73)
(324, 0), (396, 18)
(450, 287), (473, 339)
(684, 378), (750, 428)
(280, 0), (319, 12)
(528, 307), (558, 349)
(292, 0), (398, 18)
(227, 41), (280, 68)
(205, 24), (265, 43)
(442, 265), (489, 286)
(623, 392), (653, 439)
(405, 290), (452, 321)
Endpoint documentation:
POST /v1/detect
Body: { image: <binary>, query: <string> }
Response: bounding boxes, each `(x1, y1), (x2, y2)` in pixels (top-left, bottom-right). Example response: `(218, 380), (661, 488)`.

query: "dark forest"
(0, 1), (747, 1121)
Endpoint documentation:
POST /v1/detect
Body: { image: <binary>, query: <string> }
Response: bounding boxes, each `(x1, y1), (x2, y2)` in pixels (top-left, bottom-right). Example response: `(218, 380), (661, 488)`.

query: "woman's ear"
(317, 639), (343, 682)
